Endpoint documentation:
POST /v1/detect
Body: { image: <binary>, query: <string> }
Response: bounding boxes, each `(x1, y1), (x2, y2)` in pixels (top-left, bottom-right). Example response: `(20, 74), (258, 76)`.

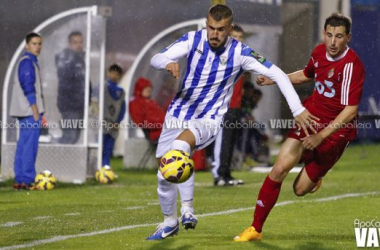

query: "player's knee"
(293, 185), (307, 197)
(270, 165), (288, 182)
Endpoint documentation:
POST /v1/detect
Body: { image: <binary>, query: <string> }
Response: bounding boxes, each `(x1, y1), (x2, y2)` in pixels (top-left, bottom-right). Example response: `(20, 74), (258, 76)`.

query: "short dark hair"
(25, 32), (41, 43)
(108, 64), (123, 74)
(68, 31), (83, 42)
(324, 12), (352, 34)
(233, 24), (244, 33)
(208, 4), (233, 23)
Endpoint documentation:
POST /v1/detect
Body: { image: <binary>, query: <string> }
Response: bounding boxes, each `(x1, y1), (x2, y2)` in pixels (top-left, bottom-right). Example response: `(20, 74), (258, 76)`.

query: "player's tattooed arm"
(165, 62), (180, 79)
(256, 70), (311, 86)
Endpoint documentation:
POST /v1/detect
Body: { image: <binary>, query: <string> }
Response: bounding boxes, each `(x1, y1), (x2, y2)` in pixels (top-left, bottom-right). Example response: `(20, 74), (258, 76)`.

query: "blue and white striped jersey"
(151, 29), (305, 121)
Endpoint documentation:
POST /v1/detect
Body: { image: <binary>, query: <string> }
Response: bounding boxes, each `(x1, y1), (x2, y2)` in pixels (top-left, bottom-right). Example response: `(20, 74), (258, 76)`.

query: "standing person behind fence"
(102, 64), (126, 167)
(10, 33), (44, 190)
(56, 31), (86, 144)
(211, 24), (245, 186)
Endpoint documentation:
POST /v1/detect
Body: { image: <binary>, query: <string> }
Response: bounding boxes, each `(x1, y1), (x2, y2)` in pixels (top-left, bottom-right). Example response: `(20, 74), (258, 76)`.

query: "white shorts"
(156, 113), (222, 158)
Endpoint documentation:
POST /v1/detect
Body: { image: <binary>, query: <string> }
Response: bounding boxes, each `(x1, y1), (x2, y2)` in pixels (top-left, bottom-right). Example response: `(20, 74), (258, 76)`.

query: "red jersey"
(302, 43), (365, 140)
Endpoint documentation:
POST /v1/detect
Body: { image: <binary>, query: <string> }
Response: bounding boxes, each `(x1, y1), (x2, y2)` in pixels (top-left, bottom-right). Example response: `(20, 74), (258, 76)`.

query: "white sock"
(164, 215), (178, 227)
(178, 173), (195, 215)
(170, 140), (191, 154)
(157, 171), (178, 226)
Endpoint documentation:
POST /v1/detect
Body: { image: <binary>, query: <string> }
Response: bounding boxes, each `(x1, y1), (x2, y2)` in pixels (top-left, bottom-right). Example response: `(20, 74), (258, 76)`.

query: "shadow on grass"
(292, 241), (334, 250)
(146, 239), (193, 250)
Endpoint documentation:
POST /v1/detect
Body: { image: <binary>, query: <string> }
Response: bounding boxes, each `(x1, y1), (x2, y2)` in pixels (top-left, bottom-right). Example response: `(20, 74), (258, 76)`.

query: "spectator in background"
(129, 77), (166, 142)
(211, 24), (246, 186)
(10, 33), (44, 190)
(56, 31), (86, 144)
(156, 74), (178, 111)
(102, 64), (126, 167)
(237, 82), (270, 166)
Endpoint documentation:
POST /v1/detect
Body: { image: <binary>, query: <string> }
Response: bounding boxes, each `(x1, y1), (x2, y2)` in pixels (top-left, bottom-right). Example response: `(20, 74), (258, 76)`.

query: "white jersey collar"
(326, 46), (349, 62)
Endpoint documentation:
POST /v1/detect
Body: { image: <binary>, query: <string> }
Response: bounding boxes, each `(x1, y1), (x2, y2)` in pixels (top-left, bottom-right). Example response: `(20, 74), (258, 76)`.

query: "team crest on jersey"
(250, 51), (266, 64)
(220, 56), (228, 65)
(328, 68), (335, 78)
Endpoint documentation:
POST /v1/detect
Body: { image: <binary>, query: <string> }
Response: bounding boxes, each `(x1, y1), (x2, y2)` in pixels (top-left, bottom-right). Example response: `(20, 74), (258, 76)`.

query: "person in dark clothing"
(56, 31), (86, 144)
(237, 82), (270, 165)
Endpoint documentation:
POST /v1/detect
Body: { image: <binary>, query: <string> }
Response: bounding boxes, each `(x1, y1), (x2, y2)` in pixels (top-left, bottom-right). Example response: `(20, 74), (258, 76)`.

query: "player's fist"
(256, 75), (275, 86)
(166, 62), (180, 79)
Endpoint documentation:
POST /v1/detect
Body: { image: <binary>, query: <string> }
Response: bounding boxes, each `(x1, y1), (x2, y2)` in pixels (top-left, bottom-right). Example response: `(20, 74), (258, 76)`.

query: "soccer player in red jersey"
(234, 12), (365, 242)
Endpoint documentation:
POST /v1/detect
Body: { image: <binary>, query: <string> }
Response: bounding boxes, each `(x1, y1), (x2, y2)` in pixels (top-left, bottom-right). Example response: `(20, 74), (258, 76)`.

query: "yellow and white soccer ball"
(35, 170), (57, 190)
(159, 150), (194, 183)
(96, 165), (116, 184)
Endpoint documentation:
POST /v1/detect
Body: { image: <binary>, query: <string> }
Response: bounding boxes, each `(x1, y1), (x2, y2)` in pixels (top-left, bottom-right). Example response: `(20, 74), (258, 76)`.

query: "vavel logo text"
(354, 219), (380, 247)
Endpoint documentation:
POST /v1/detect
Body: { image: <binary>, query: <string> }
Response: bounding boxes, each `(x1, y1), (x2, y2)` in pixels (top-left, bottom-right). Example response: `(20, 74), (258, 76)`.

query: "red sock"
(252, 175), (282, 233)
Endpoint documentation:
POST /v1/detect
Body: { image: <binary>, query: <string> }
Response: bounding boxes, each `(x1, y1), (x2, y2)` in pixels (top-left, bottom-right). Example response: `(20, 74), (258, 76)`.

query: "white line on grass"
(32, 216), (52, 220)
(125, 206), (146, 210)
(0, 222), (23, 228)
(63, 213), (81, 216)
(1, 191), (379, 250)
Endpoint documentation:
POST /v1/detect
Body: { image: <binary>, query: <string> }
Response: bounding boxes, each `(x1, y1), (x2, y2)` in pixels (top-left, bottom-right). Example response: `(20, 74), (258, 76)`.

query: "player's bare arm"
(165, 62), (180, 79)
(31, 104), (39, 121)
(257, 70), (311, 86)
(301, 105), (358, 150)
(288, 70), (312, 84)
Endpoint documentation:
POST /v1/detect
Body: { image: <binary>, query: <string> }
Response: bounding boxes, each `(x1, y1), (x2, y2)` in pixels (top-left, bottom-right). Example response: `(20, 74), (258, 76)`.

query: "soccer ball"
(96, 165), (116, 184)
(159, 150), (194, 183)
(35, 170), (57, 190)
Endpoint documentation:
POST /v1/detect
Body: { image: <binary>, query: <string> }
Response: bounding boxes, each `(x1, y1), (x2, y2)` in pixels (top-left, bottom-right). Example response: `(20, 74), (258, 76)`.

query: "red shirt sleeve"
(346, 59), (365, 106)
(303, 56), (315, 79)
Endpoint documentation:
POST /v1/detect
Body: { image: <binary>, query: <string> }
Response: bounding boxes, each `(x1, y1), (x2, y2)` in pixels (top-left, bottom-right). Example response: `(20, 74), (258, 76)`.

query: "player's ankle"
(252, 223), (263, 233)
(164, 215), (178, 227)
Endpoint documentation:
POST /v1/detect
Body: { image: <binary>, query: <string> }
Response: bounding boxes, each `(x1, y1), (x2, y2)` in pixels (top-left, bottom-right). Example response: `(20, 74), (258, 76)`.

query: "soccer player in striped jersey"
(146, 4), (317, 240)
(234, 13), (365, 242)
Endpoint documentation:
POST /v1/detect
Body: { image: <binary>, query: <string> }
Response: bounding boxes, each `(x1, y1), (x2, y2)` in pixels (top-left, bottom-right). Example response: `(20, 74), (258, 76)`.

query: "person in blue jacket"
(9, 32), (45, 190)
(102, 64), (126, 167)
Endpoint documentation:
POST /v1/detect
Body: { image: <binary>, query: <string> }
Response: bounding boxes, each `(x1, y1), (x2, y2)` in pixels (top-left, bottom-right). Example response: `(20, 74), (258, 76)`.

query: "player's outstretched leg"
(234, 138), (303, 242)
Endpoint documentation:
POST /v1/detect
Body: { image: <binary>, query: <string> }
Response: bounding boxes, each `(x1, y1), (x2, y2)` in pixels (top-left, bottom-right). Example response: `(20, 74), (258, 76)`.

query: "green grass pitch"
(0, 144), (379, 249)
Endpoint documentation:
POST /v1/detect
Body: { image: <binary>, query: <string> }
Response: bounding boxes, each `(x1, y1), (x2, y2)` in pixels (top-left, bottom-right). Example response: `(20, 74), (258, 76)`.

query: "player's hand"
(301, 133), (324, 150)
(294, 109), (320, 137)
(256, 75), (275, 86)
(166, 62), (180, 79)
